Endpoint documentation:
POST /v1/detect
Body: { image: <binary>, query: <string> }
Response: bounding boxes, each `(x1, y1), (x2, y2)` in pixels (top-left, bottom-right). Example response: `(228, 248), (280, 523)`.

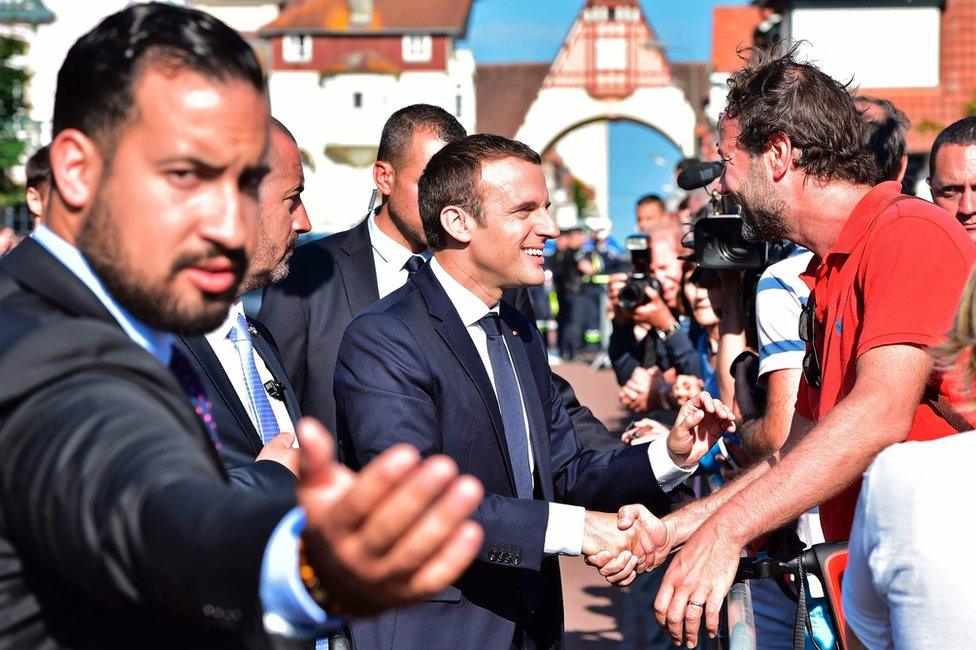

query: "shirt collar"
(205, 297), (246, 343)
(32, 223), (175, 365)
(429, 257), (498, 327)
(368, 211), (421, 271)
(828, 181), (902, 256)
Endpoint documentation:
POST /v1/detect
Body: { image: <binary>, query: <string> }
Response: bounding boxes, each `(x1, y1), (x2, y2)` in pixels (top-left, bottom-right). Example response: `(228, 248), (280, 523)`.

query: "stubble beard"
(737, 163), (790, 243)
(77, 194), (243, 337)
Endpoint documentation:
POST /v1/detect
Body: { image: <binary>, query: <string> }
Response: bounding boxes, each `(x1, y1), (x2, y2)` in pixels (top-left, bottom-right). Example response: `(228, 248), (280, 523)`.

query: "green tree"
(0, 33), (29, 203)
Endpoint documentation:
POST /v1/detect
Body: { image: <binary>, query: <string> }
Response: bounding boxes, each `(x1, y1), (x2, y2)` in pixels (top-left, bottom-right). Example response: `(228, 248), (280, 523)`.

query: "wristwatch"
(656, 321), (681, 342)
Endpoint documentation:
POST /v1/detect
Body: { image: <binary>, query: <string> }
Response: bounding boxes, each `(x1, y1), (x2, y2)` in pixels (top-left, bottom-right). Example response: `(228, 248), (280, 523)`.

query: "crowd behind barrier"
(2, 4), (976, 648)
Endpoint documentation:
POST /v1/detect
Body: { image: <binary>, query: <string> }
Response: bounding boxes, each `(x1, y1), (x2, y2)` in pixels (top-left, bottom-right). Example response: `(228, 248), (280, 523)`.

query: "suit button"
(501, 553), (510, 563)
(203, 604), (215, 617)
(488, 553), (497, 562)
(513, 556), (521, 565)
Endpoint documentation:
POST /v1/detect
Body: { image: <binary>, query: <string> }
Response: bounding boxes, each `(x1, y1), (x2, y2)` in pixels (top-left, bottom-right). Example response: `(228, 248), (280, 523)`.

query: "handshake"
(583, 391), (735, 585)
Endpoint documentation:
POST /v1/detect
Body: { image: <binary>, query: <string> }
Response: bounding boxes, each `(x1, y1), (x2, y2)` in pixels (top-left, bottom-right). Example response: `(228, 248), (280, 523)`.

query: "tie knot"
(228, 313), (252, 343)
(478, 313), (503, 339)
(403, 255), (425, 275)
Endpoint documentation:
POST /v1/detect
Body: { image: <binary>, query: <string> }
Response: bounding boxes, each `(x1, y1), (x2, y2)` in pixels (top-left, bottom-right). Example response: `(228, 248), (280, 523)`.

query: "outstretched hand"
(583, 504), (676, 586)
(667, 391), (736, 468)
(297, 418), (484, 618)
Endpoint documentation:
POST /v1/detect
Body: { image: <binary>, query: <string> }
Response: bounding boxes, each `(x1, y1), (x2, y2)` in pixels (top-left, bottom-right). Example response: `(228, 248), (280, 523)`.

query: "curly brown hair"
(724, 42), (877, 186)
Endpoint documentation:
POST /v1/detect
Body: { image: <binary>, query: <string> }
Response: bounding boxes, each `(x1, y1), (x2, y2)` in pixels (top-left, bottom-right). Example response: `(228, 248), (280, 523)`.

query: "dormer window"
(402, 35), (432, 63)
(283, 35), (312, 63)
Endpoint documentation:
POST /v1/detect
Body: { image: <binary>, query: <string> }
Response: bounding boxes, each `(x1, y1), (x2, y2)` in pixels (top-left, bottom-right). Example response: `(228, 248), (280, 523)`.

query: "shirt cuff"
(260, 507), (344, 638)
(543, 502), (586, 556)
(647, 437), (696, 491)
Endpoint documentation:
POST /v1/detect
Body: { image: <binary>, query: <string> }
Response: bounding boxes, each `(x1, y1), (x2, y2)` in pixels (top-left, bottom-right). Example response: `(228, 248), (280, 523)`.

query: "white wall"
(190, 0), (279, 33)
(551, 121), (610, 221)
(790, 7), (940, 89)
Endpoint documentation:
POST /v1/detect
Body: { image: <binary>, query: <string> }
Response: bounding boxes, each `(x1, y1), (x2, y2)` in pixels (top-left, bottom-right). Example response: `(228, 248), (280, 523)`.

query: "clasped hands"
(583, 391), (734, 586)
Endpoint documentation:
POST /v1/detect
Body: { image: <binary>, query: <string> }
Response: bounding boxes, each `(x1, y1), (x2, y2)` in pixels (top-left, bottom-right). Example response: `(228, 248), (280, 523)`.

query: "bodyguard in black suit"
(334, 135), (735, 649)
(0, 6), (486, 646)
(260, 105), (609, 442)
(177, 118), (310, 494)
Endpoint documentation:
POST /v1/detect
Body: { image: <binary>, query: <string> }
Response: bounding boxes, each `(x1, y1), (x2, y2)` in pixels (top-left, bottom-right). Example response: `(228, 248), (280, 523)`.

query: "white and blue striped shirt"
(755, 247), (815, 378)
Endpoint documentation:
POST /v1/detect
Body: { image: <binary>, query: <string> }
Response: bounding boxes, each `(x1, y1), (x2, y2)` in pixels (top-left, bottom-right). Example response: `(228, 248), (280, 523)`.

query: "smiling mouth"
(522, 248), (544, 257)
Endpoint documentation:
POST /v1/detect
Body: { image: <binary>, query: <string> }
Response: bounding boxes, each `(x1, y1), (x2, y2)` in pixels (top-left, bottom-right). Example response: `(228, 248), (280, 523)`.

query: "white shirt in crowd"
(430, 257), (694, 556)
(843, 430), (976, 649)
(368, 212), (424, 299)
(205, 299), (294, 436)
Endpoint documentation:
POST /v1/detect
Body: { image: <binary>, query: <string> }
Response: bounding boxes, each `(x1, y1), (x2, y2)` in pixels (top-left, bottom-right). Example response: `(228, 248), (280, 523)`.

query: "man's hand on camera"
(631, 286), (677, 332)
(297, 418), (484, 618)
(667, 391), (736, 469)
(607, 273), (631, 324)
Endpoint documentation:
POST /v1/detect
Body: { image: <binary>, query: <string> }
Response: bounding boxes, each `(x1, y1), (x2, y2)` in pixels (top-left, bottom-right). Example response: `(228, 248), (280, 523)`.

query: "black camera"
(618, 234), (664, 311)
(678, 161), (776, 271)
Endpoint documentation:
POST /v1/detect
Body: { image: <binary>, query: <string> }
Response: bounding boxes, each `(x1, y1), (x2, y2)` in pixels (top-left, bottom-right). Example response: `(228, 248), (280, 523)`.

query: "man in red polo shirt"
(605, 45), (976, 646)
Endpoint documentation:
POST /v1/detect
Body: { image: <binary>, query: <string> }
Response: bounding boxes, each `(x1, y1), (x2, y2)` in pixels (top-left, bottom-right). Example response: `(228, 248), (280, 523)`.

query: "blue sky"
(460, 0), (748, 236)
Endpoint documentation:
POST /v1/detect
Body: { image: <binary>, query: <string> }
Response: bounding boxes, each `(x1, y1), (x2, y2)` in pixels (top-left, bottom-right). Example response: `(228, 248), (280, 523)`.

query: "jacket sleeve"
(333, 312), (550, 571)
(0, 370), (293, 636)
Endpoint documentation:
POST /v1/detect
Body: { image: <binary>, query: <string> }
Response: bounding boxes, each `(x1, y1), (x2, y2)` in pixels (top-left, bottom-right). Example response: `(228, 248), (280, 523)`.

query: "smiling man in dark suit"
(259, 105), (612, 445)
(334, 134), (735, 649)
(177, 117), (309, 493)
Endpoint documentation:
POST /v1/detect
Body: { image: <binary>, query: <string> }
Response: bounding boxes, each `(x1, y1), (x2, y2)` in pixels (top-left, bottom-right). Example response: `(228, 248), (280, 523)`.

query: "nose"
(293, 201), (312, 235)
(201, 182), (250, 252)
(537, 207), (559, 239)
(959, 187), (976, 219)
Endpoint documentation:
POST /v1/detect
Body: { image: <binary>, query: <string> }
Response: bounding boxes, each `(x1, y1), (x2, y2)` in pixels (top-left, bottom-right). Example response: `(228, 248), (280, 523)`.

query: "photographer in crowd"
(591, 44), (976, 648)
(608, 226), (702, 422)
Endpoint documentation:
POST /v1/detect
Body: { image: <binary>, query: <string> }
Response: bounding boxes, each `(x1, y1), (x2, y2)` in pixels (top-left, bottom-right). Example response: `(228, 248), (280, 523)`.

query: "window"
(402, 35), (432, 63)
(595, 38), (627, 71)
(282, 34), (312, 63)
(353, 92), (363, 109)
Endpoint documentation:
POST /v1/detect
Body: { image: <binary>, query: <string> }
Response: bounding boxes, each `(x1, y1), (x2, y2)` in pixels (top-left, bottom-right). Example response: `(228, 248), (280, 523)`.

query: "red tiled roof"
(712, 6), (763, 74)
(261, 0), (473, 36)
(475, 63), (550, 138)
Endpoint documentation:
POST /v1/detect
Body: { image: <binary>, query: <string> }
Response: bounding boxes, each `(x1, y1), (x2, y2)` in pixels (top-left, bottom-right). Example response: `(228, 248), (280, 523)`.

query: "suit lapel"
(413, 266), (519, 496)
(248, 322), (302, 425)
(338, 218), (380, 316)
(178, 335), (264, 455)
(501, 307), (554, 501)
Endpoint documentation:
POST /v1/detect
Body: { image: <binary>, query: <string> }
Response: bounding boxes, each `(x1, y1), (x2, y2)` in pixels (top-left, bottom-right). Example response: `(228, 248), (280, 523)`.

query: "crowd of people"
(2, 3), (976, 649)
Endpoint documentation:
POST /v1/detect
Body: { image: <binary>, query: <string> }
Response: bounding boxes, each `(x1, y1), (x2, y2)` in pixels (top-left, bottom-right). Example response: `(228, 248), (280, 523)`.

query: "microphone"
(677, 161), (724, 191)
(264, 379), (285, 402)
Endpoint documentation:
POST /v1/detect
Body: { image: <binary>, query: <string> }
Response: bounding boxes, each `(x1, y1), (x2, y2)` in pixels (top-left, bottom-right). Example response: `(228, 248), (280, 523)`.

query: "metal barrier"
(725, 579), (757, 650)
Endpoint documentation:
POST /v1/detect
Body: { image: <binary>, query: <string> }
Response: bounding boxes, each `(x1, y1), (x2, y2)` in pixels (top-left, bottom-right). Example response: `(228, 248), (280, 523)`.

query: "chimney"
(349, 0), (373, 26)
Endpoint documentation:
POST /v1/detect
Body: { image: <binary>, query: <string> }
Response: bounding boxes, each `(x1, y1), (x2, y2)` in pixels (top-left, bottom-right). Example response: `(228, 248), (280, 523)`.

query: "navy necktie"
(478, 313), (533, 499)
(403, 255), (425, 275)
(169, 346), (222, 456)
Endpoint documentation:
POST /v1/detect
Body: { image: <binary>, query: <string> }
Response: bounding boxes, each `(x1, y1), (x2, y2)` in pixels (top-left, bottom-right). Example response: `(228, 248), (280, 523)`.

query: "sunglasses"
(798, 294), (822, 389)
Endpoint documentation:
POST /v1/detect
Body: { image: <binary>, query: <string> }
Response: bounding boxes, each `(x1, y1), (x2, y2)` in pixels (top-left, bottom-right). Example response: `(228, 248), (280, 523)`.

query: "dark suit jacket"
(334, 264), (673, 649)
(177, 318), (301, 494)
(0, 239), (294, 648)
(259, 218), (609, 444)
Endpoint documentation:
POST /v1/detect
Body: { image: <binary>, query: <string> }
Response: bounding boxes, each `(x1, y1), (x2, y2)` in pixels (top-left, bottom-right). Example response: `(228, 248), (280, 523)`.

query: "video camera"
(678, 161), (782, 271)
(617, 234), (664, 311)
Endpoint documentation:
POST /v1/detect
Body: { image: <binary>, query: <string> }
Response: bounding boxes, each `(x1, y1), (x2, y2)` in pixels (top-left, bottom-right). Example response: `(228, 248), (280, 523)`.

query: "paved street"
(553, 361), (652, 649)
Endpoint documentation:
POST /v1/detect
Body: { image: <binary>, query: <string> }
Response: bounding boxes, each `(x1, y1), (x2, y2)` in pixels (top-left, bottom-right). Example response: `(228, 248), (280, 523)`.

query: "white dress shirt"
(429, 258), (693, 556)
(368, 212), (424, 299)
(204, 299), (294, 437)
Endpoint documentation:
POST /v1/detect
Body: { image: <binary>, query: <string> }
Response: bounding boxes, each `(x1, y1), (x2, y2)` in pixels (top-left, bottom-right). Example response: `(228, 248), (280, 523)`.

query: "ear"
(439, 205), (476, 245)
(766, 132), (793, 182)
(25, 187), (43, 217)
(50, 129), (103, 211)
(373, 160), (395, 198)
(896, 155), (908, 183)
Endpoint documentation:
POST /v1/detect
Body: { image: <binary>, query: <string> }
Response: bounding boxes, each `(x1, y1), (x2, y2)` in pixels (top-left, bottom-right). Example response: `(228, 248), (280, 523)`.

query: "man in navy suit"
(334, 134), (735, 649)
(177, 117), (308, 493)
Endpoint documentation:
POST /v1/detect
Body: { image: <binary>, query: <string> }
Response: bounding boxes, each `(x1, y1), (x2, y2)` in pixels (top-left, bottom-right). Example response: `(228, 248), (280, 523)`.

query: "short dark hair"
(636, 193), (665, 210)
(25, 145), (50, 190)
(724, 43), (876, 185)
(855, 95), (910, 183)
(419, 134), (542, 251)
(929, 117), (976, 179)
(53, 2), (265, 152)
(376, 104), (467, 168)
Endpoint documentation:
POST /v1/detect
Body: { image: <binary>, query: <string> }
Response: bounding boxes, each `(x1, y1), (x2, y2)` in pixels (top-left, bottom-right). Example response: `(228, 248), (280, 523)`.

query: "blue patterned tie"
(478, 313), (534, 499)
(228, 313), (280, 445)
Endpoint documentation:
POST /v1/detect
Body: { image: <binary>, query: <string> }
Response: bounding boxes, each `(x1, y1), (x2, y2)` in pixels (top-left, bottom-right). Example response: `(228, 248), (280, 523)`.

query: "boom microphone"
(677, 161), (724, 191)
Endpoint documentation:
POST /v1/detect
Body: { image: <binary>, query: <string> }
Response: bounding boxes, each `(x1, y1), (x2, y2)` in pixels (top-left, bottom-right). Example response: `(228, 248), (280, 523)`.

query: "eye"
(166, 168), (198, 187)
